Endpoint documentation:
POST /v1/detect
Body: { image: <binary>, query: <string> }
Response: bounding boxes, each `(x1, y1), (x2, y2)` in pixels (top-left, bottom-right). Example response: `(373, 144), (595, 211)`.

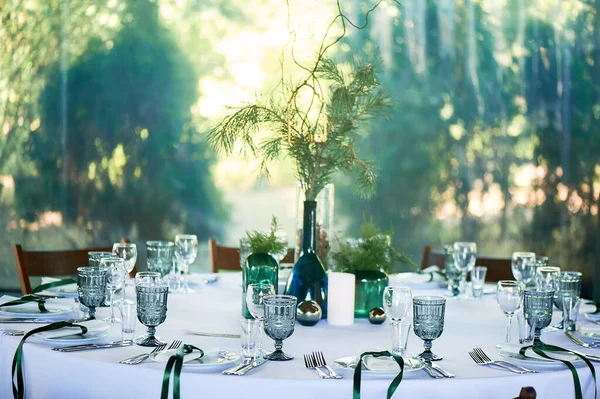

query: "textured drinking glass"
(554, 271), (582, 329)
(88, 251), (114, 267)
(263, 295), (297, 361)
(413, 296), (446, 361)
(511, 252), (537, 287)
(119, 302), (136, 343)
(77, 266), (108, 319)
(246, 283), (275, 353)
(451, 242), (477, 299)
(382, 286), (412, 321)
(240, 318), (261, 358)
(470, 266), (487, 298)
(174, 234), (198, 294)
(444, 245), (461, 296)
(135, 272), (168, 346)
(146, 241), (175, 278)
(536, 266), (560, 290)
(562, 296), (581, 332)
(523, 289), (555, 345)
(496, 280), (524, 343)
(100, 257), (125, 323)
(390, 319), (412, 358)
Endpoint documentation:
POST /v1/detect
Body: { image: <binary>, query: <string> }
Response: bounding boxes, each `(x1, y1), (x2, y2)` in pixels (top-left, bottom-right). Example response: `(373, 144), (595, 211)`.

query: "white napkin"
(388, 266), (445, 286)
(362, 355), (401, 372)
(40, 277), (77, 293)
(499, 343), (579, 362)
(154, 348), (204, 364)
(0, 295), (75, 312)
(36, 320), (110, 339)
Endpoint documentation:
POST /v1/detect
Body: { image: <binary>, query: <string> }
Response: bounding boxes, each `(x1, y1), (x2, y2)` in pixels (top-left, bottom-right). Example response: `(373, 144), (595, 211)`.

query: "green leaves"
(245, 216), (287, 255)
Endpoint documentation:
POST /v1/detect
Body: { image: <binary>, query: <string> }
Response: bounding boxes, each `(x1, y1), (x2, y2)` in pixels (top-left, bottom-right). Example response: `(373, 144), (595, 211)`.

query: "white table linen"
(0, 273), (597, 399)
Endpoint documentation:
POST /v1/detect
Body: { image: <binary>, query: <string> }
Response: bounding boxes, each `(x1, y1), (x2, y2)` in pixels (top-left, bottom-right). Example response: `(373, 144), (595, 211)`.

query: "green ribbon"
(31, 278), (77, 294)
(520, 344), (596, 399)
(353, 351), (404, 399)
(161, 344), (204, 399)
(11, 321), (88, 399)
(0, 295), (48, 313)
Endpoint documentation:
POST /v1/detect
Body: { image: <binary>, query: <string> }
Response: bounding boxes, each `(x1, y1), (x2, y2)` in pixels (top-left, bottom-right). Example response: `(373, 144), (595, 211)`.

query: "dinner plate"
(150, 349), (240, 369)
(498, 350), (582, 368)
(0, 306), (76, 319)
(40, 331), (109, 344)
(334, 356), (425, 377)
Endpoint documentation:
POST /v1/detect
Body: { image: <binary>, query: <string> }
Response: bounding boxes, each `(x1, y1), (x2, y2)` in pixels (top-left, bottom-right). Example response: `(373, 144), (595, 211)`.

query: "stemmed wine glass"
(496, 280), (524, 342)
(413, 296), (446, 361)
(511, 252), (537, 287)
(100, 257), (125, 323)
(451, 242), (477, 299)
(263, 295), (297, 361)
(174, 234), (198, 294)
(112, 243), (137, 300)
(523, 288), (555, 345)
(135, 271), (169, 346)
(383, 286), (413, 357)
(246, 283), (275, 354)
(77, 266), (108, 320)
(536, 266), (561, 290)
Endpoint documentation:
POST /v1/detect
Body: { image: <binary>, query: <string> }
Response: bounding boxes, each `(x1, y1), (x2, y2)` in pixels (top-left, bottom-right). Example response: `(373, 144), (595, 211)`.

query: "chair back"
(209, 238), (295, 273)
(13, 241), (136, 295)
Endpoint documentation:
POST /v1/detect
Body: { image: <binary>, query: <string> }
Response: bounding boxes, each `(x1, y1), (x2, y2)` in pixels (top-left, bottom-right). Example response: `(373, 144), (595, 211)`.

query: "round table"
(0, 273), (597, 399)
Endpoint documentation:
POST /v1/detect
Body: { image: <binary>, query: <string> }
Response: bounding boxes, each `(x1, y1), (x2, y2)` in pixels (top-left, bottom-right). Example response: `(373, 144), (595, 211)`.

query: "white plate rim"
(0, 306), (76, 318)
(40, 331), (109, 344)
(150, 349), (240, 368)
(333, 356), (425, 376)
(498, 351), (582, 367)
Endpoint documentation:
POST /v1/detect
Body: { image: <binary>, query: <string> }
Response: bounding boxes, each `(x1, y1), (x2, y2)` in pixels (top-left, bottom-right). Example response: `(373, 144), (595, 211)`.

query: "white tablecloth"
(0, 273), (597, 399)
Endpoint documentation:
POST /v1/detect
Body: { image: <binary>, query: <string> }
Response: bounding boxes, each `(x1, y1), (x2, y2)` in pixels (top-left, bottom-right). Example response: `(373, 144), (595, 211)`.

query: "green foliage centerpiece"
(331, 220), (417, 317)
(209, 2), (395, 319)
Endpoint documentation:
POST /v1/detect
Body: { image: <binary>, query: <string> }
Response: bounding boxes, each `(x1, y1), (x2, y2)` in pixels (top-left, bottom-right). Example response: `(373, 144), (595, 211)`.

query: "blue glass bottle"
(285, 200), (328, 318)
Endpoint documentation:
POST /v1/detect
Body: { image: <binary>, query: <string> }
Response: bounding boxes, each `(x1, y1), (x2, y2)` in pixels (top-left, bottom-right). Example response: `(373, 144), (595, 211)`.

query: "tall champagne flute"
(496, 280), (524, 342)
(100, 257), (125, 323)
(174, 234), (198, 294)
(452, 242), (477, 299)
(383, 286), (414, 358)
(112, 243), (137, 302)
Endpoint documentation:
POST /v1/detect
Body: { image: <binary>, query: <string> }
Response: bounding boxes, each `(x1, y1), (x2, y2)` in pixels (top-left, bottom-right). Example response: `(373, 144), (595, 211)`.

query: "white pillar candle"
(327, 272), (355, 326)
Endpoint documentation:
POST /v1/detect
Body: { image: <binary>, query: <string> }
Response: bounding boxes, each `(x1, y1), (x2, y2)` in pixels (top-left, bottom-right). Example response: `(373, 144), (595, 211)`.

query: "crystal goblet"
(511, 252), (537, 287)
(496, 280), (524, 342)
(100, 257), (125, 323)
(135, 272), (168, 346)
(523, 288), (555, 345)
(146, 241), (175, 278)
(88, 251), (115, 267)
(552, 271), (582, 329)
(451, 242), (477, 299)
(536, 266), (560, 290)
(77, 266), (108, 319)
(263, 295), (297, 361)
(174, 234), (198, 294)
(413, 296), (446, 361)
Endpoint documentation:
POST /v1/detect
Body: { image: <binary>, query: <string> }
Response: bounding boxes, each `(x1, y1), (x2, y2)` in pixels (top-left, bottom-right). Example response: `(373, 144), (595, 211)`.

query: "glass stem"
(459, 271), (467, 296)
(258, 319), (264, 352)
(109, 290), (115, 320)
(274, 339), (283, 352)
(147, 326), (156, 339)
(505, 314), (513, 342)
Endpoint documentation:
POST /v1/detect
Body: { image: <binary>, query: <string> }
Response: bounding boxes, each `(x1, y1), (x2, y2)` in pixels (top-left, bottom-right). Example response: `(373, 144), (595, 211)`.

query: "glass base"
(264, 350), (293, 361)
(135, 334), (166, 347)
(417, 352), (443, 361)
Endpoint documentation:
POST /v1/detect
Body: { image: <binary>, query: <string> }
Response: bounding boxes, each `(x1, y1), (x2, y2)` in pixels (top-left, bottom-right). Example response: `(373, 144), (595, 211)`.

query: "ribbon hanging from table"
(12, 321), (88, 399)
(520, 344), (596, 399)
(31, 278), (77, 294)
(353, 351), (404, 399)
(0, 295), (47, 313)
(161, 344), (204, 399)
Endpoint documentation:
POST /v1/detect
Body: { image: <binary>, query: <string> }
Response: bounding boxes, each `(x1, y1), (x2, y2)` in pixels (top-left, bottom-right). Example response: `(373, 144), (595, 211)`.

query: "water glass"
(146, 241), (175, 278)
(553, 271), (582, 329)
(536, 266), (560, 290)
(516, 310), (534, 345)
(88, 251), (114, 267)
(390, 319), (412, 358)
(263, 295), (297, 361)
(444, 245), (461, 296)
(246, 283), (275, 353)
(77, 266), (108, 319)
(562, 296), (581, 332)
(382, 286), (412, 321)
(413, 296), (446, 361)
(451, 242), (477, 299)
(470, 266), (487, 298)
(523, 288), (555, 345)
(135, 272), (168, 346)
(174, 234), (198, 294)
(119, 302), (136, 343)
(240, 318), (261, 358)
(511, 252), (537, 287)
(100, 257), (125, 323)
(496, 280), (524, 342)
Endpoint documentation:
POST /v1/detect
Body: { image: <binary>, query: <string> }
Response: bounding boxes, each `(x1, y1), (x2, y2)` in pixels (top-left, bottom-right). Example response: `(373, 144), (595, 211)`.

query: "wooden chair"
(208, 238), (295, 273)
(420, 245), (514, 282)
(13, 241), (137, 295)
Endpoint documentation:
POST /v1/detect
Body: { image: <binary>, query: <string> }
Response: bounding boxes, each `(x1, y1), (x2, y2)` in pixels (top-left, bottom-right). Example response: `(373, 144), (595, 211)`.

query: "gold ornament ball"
(368, 307), (386, 324)
(296, 300), (322, 326)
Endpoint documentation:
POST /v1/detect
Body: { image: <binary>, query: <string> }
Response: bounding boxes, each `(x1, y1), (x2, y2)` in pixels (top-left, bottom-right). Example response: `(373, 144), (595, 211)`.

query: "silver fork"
(474, 347), (538, 374)
(119, 343), (168, 365)
(469, 350), (526, 374)
(312, 351), (342, 379)
(304, 354), (330, 379)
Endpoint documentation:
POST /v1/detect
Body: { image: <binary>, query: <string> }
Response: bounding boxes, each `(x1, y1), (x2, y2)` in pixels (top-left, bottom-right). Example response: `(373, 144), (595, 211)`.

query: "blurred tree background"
(0, 0), (598, 295)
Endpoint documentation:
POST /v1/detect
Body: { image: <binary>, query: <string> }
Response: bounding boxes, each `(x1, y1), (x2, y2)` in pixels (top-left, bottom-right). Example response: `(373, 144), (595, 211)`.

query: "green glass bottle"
(242, 252), (278, 318)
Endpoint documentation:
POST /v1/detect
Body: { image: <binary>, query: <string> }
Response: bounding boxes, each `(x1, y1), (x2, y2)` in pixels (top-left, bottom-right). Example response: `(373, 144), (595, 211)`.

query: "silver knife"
(0, 318), (51, 323)
(185, 330), (240, 339)
(429, 362), (455, 378)
(53, 342), (133, 352)
(222, 357), (254, 375)
(234, 357), (268, 375)
(423, 364), (443, 378)
(565, 330), (600, 348)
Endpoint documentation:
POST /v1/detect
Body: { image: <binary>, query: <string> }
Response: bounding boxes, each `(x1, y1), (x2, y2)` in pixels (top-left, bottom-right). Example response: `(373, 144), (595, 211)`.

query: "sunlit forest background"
(1, 0), (599, 296)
